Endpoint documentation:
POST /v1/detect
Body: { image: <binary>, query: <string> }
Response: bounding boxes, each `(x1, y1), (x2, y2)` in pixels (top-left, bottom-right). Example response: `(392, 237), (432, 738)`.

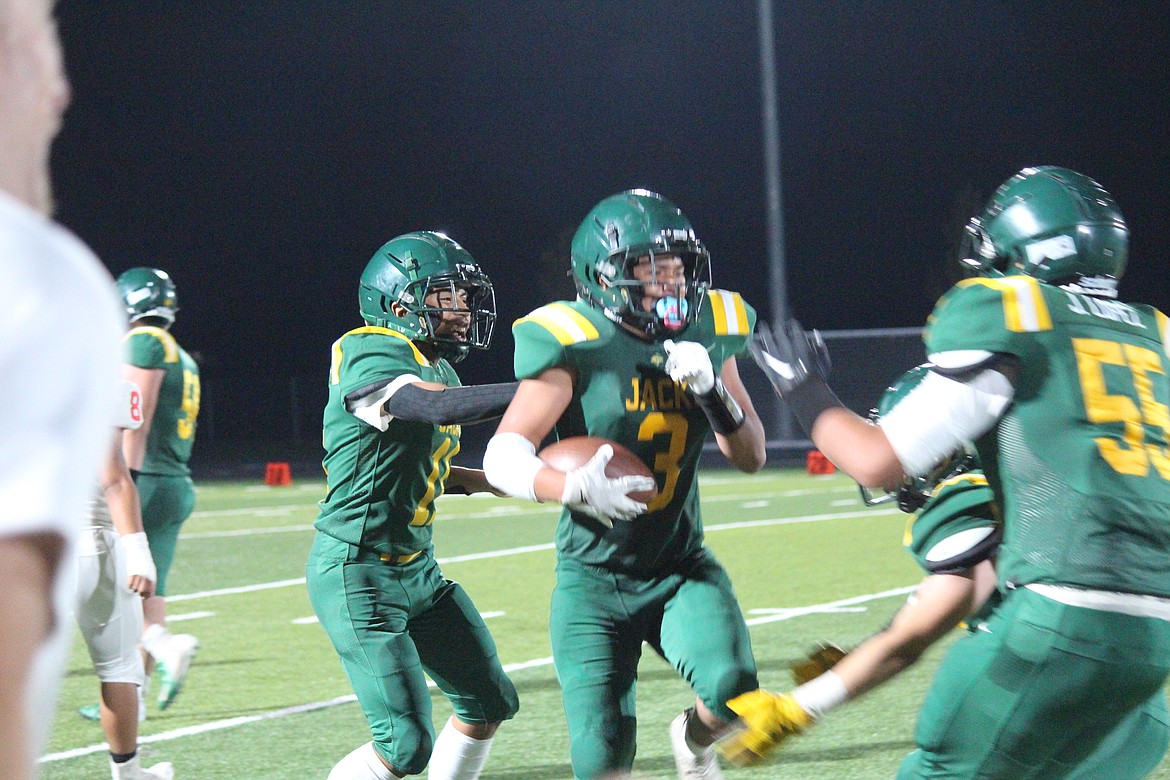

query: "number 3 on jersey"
(637, 412), (688, 512)
(1074, 338), (1170, 479)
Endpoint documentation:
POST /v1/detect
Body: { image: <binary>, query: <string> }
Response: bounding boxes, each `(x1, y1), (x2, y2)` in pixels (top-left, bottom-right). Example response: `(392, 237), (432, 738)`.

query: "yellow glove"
(790, 642), (848, 686)
(717, 690), (813, 767)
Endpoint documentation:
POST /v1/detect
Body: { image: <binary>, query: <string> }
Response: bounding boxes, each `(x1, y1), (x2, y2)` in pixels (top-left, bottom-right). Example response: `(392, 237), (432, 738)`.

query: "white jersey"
(86, 379), (144, 532)
(0, 188), (124, 540)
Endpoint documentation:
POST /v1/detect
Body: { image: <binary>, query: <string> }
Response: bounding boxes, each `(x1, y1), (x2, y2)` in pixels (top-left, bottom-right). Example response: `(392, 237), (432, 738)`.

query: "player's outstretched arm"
(751, 320), (904, 488)
(828, 568), (982, 700)
(718, 562), (994, 766)
(382, 381), (520, 426)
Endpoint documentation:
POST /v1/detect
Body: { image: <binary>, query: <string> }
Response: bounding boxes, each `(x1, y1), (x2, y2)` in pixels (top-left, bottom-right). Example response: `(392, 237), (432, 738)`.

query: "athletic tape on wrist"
(696, 379), (745, 435)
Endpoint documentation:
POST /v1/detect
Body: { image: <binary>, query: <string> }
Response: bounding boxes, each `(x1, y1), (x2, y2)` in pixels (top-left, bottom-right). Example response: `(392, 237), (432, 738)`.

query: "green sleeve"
(124, 330), (171, 370)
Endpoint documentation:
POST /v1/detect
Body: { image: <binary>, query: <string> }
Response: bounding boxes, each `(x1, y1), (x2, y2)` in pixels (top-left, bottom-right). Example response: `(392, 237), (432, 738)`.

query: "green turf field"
(42, 470), (1170, 779)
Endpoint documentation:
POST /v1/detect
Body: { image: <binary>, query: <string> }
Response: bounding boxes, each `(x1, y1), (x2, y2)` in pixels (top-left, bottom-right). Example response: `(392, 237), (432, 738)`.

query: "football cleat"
(156, 633), (199, 710)
(669, 710), (725, 780)
(110, 756), (174, 780)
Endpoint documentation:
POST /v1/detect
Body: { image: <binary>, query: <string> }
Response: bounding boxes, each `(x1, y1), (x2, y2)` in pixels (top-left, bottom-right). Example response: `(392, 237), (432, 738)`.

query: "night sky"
(50, 2), (1170, 448)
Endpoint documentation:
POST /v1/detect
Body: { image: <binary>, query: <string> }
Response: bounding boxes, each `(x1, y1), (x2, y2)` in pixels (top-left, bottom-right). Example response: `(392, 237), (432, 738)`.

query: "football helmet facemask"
(359, 231), (495, 363)
(570, 189), (712, 339)
(117, 267), (179, 326)
(860, 364), (978, 513)
(958, 166), (1127, 298)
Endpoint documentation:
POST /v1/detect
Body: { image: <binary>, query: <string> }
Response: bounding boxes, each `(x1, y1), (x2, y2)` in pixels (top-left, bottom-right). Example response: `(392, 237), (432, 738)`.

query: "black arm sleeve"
(381, 381), (521, 426)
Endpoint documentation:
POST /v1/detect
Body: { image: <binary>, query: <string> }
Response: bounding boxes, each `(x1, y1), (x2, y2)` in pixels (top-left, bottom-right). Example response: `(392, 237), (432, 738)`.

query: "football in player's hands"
(539, 436), (659, 504)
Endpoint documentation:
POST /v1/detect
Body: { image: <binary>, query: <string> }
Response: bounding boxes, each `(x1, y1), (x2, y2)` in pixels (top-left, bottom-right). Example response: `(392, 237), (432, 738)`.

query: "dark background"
(51, 1), (1170, 468)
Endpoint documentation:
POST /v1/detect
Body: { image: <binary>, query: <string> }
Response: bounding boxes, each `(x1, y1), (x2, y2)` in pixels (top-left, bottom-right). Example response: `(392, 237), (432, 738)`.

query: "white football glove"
(119, 531), (157, 586)
(561, 445), (656, 528)
(663, 339), (715, 395)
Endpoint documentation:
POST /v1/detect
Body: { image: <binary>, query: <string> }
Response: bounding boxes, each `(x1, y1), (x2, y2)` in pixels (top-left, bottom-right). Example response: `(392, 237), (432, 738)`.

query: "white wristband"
(120, 531), (157, 583)
(483, 432), (544, 502)
(791, 670), (849, 721)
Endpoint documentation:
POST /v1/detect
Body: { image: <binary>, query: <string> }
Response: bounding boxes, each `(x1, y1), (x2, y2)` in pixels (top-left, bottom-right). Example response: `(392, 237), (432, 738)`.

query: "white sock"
(141, 624), (172, 660)
(792, 670), (849, 721)
(427, 719), (494, 780)
(327, 741), (394, 780)
(110, 754), (140, 780)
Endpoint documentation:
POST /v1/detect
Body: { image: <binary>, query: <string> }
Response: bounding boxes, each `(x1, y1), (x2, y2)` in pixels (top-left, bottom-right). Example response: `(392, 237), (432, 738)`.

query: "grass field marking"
(165, 509), (899, 604)
(41, 585), (910, 764)
(168, 611), (215, 622)
(705, 506), (900, 532)
(186, 483), (856, 522)
(183, 523), (314, 539)
(743, 586), (916, 627)
(189, 505), (310, 519)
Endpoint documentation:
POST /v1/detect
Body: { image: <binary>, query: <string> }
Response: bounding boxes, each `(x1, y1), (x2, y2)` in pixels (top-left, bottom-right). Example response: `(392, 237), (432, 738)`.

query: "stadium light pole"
(757, 0), (793, 439)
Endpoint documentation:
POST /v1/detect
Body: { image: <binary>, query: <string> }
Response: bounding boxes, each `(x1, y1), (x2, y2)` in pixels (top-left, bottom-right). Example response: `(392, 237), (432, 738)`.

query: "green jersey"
(903, 472), (998, 574)
(315, 326), (462, 558)
(123, 325), (199, 476)
(512, 290), (754, 576)
(925, 276), (1170, 596)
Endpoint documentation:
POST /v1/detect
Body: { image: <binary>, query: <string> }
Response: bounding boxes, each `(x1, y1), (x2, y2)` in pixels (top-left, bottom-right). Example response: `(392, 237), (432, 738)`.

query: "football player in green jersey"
(483, 190), (767, 779)
(308, 232), (520, 780)
(750, 167), (1170, 778)
(116, 266), (201, 713)
(719, 365), (1169, 777)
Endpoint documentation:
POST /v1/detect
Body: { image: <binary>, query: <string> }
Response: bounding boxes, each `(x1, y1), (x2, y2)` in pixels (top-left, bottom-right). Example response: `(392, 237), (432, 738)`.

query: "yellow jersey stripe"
(961, 277), (1052, 333)
(125, 326), (179, 363)
(515, 303), (600, 345)
(330, 326), (429, 385)
(707, 290), (750, 335)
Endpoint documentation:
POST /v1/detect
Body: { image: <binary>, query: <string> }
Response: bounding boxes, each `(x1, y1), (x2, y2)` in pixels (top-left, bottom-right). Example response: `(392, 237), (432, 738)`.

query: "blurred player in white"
(77, 379), (174, 779)
(0, 1), (125, 777)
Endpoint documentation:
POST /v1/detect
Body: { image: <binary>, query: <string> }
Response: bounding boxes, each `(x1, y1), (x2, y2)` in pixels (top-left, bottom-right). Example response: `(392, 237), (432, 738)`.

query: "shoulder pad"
(704, 289), (753, 337)
(513, 301), (608, 346)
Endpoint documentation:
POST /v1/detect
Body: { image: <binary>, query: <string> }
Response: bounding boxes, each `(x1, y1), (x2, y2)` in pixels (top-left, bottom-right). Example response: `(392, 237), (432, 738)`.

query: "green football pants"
(135, 473), (195, 596)
(306, 533), (519, 775)
(898, 586), (1170, 779)
(550, 552), (757, 779)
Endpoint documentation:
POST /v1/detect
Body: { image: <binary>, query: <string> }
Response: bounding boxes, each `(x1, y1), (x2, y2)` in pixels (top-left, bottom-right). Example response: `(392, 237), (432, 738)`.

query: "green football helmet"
(117, 267), (179, 326)
(861, 364), (978, 513)
(358, 231), (495, 362)
(570, 189), (712, 339)
(959, 166), (1128, 298)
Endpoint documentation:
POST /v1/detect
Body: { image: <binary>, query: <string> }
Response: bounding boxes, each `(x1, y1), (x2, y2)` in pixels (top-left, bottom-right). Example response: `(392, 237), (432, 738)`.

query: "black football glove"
(749, 318), (843, 434)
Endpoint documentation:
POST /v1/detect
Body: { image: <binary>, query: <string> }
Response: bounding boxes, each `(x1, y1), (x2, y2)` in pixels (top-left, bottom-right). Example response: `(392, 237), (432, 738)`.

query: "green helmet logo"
(117, 267), (179, 326)
(861, 364), (978, 513)
(570, 189), (711, 339)
(359, 231), (496, 363)
(959, 166), (1127, 298)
